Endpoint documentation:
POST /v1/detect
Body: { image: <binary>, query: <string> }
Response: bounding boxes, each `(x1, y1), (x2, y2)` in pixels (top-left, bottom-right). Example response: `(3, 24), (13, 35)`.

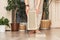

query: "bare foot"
(28, 30), (35, 34)
(36, 30), (41, 34)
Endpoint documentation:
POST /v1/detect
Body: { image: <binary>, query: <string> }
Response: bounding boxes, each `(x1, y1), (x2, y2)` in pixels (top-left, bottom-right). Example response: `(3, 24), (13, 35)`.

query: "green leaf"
(0, 17), (9, 27)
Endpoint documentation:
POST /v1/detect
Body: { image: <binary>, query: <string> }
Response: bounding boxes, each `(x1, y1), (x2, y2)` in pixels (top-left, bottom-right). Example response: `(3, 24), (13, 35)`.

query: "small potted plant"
(0, 17), (9, 32)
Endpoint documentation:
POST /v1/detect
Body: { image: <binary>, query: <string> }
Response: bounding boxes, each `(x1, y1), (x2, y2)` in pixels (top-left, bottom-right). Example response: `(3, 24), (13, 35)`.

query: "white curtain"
(49, 0), (60, 28)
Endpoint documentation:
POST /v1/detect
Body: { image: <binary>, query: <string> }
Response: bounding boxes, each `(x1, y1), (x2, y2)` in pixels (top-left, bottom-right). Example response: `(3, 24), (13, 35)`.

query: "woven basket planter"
(40, 20), (51, 30)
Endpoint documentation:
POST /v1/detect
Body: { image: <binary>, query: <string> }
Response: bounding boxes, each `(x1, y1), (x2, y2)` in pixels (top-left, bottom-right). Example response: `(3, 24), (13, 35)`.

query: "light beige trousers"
(27, 10), (42, 30)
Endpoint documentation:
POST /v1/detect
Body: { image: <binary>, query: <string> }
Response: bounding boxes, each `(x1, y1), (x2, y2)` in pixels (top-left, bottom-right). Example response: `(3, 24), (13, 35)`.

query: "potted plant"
(0, 17), (9, 32)
(6, 0), (22, 31)
(40, 0), (52, 29)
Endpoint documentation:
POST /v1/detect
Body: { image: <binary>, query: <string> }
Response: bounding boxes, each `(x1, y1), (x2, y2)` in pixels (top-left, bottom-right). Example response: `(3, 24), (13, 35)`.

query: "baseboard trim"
(51, 27), (60, 29)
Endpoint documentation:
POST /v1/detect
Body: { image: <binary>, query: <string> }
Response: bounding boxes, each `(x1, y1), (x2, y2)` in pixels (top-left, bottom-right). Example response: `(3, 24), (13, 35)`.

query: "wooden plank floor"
(0, 29), (60, 40)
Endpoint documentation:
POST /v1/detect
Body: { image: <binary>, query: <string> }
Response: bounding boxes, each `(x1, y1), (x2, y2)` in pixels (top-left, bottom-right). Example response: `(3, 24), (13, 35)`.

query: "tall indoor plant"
(40, 0), (52, 29)
(6, 0), (21, 31)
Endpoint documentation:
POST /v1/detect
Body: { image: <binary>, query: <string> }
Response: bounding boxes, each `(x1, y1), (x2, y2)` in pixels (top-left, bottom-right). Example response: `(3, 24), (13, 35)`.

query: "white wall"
(0, 0), (12, 23)
(49, 0), (60, 28)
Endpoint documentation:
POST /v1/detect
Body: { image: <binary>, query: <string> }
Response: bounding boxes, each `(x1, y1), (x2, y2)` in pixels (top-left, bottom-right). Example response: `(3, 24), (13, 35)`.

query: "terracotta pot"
(11, 23), (19, 31)
(40, 20), (51, 29)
